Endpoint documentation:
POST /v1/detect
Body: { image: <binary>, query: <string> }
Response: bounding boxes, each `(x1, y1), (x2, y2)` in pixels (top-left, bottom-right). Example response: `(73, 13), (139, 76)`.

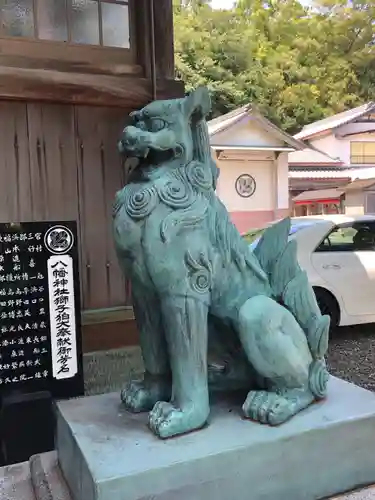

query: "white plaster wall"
(350, 167), (375, 180)
(309, 134), (345, 161)
(211, 116), (285, 148)
(366, 192), (375, 213)
(276, 152), (289, 209)
(345, 191), (365, 215)
(216, 159), (274, 212)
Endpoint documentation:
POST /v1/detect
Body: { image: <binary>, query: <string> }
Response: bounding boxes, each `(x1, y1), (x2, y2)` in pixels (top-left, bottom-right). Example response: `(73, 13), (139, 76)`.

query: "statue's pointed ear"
(183, 86), (211, 118)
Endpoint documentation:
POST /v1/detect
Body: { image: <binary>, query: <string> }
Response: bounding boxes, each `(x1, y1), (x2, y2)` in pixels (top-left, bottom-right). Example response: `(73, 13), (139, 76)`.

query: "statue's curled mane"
(159, 160), (266, 280)
(163, 108), (266, 280)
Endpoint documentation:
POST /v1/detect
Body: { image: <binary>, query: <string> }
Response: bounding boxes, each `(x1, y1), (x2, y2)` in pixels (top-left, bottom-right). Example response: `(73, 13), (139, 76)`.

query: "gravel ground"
(328, 324), (375, 391)
(83, 346), (143, 396)
(83, 326), (375, 397)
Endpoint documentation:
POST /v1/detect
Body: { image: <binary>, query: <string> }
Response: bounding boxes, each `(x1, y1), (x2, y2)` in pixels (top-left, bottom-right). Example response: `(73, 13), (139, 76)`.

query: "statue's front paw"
(121, 378), (170, 413)
(148, 401), (209, 439)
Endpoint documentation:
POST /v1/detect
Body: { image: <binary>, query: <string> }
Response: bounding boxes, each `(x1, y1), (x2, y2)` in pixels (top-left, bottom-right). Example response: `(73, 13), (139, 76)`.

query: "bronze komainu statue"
(113, 87), (329, 439)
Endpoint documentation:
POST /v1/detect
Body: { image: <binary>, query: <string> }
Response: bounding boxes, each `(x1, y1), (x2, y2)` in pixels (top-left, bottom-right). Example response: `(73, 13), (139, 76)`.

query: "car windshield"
(243, 220), (315, 250)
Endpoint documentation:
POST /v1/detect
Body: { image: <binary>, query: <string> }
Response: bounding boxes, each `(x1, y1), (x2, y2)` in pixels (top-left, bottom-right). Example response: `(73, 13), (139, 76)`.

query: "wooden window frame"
(0, 36), (140, 75)
(0, 0), (132, 47)
(0, 0), (138, 76)
(0, 0), (183, 109)
(350, 141), (375, 165)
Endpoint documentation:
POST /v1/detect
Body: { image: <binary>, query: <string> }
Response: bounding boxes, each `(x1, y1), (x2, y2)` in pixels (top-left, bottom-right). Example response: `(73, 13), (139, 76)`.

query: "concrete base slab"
(0, 451), (71, 500)
(332, 486), (375, 500)
(29, 451), (72, 500)
(56, 377), (375, 500)
(0, 460), (34, 500)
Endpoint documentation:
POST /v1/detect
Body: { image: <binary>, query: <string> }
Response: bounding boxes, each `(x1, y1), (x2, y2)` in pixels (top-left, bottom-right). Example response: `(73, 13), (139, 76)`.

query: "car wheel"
(313, 287), (340, 330)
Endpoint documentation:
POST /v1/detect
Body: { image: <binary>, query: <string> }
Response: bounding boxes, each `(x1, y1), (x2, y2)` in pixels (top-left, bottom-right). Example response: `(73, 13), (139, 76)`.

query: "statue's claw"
(243, 390), (290, 425)
(243, 389), (314, 426)
(148, 401), (208, 439)
(121, 378), (171, 413)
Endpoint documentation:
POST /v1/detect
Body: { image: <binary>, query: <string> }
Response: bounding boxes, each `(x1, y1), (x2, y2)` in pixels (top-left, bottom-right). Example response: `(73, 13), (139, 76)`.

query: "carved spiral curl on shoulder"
(125, 185), (158, 220)
(309, 359), (329, 400)
(113, 185), (135, 218)
(185, 161), (213, 191)
(185, 251), (212, 295)
(157, 171), (194, 209)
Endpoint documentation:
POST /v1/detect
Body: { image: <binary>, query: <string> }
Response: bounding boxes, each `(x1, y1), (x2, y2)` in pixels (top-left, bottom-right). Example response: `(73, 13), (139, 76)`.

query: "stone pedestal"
(56, 377), (375, 500)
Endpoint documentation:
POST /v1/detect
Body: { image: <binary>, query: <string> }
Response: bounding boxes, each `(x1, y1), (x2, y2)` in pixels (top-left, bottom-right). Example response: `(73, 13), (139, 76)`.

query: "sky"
(211, 0), (236, 8)
(211, 0), (310, 8)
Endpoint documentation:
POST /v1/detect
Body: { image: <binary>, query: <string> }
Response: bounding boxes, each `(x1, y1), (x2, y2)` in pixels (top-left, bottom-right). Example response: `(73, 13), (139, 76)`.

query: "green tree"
(173, 0), (375, 132)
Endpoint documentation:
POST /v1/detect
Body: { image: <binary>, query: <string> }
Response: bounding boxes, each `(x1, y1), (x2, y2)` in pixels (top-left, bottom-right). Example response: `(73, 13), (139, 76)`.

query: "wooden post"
(153, 0), (175, 79)
(133, 0), (152, 79)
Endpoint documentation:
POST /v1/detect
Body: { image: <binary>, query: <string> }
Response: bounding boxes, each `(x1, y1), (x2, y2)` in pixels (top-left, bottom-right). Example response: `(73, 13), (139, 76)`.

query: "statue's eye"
(136, 121), (147, 130)
(151, 119), (166, 132)
(129, 111), (140, 123)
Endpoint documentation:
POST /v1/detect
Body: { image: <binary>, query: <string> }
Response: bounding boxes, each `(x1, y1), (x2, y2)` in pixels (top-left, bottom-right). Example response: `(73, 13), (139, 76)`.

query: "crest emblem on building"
(235, 174), (256, 198)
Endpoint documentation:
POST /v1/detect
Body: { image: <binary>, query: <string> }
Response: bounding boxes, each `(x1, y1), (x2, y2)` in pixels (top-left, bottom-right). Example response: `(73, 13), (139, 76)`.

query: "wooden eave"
(0, 66), (184, 108)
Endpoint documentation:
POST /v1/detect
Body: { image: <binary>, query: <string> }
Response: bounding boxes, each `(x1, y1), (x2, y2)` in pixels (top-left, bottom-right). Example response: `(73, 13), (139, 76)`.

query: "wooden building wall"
(0, 102), (128, 308)
(0, 0), (184, 352)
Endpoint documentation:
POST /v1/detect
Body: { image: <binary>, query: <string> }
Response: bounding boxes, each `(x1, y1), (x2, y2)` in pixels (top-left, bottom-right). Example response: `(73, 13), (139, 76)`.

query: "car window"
(245, 221), (315, 250)
(315, 222), (375, 252)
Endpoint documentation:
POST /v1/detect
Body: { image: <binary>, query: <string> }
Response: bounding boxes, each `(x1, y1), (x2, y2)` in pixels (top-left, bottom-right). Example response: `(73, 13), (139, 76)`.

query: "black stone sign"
(0, 221), (84, 401)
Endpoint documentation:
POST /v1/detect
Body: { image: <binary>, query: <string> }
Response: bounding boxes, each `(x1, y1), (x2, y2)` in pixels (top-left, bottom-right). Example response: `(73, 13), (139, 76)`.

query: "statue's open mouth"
(118, 126), (177, 167)
(143, 149), (175, 165)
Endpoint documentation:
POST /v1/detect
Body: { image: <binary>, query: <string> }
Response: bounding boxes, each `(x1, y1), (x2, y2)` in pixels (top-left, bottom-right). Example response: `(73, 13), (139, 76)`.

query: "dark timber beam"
(153, 0), (175, 79)
(0, 65), (184, 108)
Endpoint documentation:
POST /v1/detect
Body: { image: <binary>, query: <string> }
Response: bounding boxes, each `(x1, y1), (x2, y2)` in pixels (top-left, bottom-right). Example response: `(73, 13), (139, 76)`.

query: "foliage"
(173, 0), (375, 132)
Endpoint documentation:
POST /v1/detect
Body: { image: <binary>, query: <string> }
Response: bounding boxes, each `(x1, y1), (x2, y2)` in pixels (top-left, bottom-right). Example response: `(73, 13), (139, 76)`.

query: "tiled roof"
(207, 105), (305, 150)
(207, 105), (250, 136)
(294, 102), (375, 140)
(288, 148), (342, 165)
(343, 178), (375, 192)
(289, 170), (351, 179)
(293, 188), (344, 202)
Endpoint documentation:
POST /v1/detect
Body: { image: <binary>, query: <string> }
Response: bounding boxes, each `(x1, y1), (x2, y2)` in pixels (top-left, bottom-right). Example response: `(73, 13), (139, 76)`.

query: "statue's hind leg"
(238, 295), (328, 425)
(121, 286), (171, 413)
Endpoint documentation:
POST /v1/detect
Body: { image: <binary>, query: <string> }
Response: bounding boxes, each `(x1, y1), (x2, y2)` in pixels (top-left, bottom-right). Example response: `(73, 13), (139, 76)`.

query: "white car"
(245, 214), (375, 327)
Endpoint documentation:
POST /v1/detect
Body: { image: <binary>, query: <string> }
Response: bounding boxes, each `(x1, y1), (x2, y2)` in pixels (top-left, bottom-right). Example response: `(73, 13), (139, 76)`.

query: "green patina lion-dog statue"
(112, 87), (329, 439)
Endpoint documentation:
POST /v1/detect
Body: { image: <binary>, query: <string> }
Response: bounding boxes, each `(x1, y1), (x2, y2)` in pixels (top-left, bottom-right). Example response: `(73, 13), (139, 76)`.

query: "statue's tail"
(253, 217), (329, 399)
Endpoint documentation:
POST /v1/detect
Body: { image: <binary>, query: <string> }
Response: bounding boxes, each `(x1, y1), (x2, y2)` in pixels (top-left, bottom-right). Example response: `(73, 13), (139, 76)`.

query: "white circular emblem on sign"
(44, 225), (74, 255)
(235, 174), (256, 198)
